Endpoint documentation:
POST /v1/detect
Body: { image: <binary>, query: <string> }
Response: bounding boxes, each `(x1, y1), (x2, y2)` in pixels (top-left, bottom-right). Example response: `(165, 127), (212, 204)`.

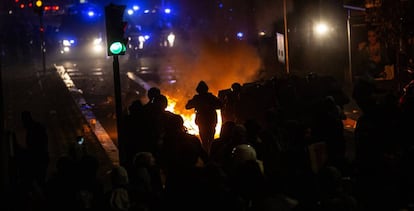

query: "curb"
(54, 64), (119, 166)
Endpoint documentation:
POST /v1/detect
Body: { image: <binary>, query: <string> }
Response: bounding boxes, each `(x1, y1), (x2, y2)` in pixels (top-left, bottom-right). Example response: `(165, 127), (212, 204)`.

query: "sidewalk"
(2, 63), (114, 187)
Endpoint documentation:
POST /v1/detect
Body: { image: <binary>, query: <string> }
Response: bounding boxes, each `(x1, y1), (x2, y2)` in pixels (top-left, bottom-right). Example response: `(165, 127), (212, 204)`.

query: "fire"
(165, 95), (222, 138)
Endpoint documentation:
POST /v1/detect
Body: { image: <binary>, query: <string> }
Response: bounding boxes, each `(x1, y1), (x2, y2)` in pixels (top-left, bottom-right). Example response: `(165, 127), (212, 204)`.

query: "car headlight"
(62, 39), (75, 46)
(60, 46), (71, 54)
(93, 38), (102, 45)
(92, 38), (103, 53)
(92, 44), (103, 53)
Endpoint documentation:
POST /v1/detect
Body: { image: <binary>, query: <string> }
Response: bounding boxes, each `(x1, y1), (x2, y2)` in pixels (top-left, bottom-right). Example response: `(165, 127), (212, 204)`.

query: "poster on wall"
(276, 33), (285, 64)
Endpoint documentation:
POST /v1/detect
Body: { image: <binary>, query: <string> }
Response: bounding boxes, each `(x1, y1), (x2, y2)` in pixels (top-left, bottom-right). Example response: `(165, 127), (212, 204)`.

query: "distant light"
(132, 5), (139, 11)
(19, 3), (24, 8)
(62, 39), (75, 47)
(127, 9), (133, 15)
(218, 3), (223, 8)
(259, 31), (266, 36)
(63, 40), (71, 46)
(138, 36), (146, 49)
(141, 35), (149, 40)
(144, 9), (149, 13)
(164, 8), (171, 14)
(35, 0), (42, 7)
(93, 38), (102, 45)
(167, 32), (175, 47)
(88, 11), (95, 17)
(92, 44), (103, 53)
(236, 32), (244, 39)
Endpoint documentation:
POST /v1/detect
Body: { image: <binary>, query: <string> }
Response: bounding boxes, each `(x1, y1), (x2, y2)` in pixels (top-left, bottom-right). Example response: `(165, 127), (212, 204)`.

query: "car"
(57, 33), (106, 59)
(55, 2), (107, 60)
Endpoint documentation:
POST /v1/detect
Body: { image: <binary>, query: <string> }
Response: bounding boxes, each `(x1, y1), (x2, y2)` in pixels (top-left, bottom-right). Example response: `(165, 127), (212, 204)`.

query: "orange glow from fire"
(152, 37), (262, 139)
(165, 95), (222, 138)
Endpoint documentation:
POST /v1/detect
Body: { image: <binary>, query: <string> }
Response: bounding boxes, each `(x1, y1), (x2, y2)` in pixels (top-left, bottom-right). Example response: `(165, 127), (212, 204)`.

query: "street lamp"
(314, 22), (330, 37)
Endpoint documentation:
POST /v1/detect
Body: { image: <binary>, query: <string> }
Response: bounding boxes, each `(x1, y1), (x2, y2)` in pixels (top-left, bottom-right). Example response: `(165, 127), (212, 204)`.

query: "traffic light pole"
(105, 3), (128, 165)
(112, 55), (125, 164)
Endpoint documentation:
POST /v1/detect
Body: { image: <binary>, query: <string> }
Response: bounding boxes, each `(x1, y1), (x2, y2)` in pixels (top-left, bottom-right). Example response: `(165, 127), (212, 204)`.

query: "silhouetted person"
(145, 87), (161, 106)
(45, 155), (77, 211)
(104, 166), (131, 211)
(160, 114), (209, 211)
(160, 113), (208, 172)
(316, 166), (358, 211)
(21, 110), (49, 189)
(353, 90), (402, 210)
(129, 151), (163, 211)
(221, 82), (243, 124)
(185, 81), (222, 154)
(209, 121), (237, 166)
(310, 96), (346, 170)
(122, 99), (145, 169)
(140, 90), (168, 161)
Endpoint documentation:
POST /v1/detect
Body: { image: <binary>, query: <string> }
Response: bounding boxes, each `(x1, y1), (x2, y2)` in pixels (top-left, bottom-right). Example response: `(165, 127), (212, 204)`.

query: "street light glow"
(314, 22), (329, 36)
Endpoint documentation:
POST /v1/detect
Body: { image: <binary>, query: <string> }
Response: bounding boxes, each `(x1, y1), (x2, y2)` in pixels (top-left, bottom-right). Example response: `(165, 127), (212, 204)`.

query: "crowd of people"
(6, 72), (414, 211)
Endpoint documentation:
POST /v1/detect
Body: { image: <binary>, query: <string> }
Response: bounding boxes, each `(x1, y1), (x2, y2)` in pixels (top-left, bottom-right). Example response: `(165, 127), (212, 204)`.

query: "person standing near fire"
(185, 81), (222, 155)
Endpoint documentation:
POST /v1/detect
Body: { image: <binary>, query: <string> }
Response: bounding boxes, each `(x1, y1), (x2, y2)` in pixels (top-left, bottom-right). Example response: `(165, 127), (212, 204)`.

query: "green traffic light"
(109, 42), (126, 55)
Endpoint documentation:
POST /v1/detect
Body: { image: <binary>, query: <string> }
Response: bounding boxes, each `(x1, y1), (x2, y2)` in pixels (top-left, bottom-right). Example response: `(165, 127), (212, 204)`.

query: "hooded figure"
(185, 81), (222, 154)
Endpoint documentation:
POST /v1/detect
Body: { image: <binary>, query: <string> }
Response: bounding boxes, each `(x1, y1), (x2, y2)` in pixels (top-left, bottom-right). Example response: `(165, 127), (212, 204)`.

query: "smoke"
(160, 36), (262, 102)
(255, 0), (287, 33)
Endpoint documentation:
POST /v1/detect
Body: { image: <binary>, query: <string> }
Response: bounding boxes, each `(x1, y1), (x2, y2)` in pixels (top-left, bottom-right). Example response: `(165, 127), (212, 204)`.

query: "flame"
(165, 95), (222, 138)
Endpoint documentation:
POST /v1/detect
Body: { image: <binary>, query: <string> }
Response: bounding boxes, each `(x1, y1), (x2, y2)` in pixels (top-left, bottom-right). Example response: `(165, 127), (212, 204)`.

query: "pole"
(346, 9), (353, 87)
(112, 55), (125, 165)
(283, 0), (290, 75)
(343, 5), (365, 88)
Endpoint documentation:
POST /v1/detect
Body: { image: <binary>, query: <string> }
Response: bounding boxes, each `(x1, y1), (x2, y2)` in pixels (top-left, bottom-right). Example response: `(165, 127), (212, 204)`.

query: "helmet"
(231, 82), (242, 92)
(231, 144), (257, 162)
